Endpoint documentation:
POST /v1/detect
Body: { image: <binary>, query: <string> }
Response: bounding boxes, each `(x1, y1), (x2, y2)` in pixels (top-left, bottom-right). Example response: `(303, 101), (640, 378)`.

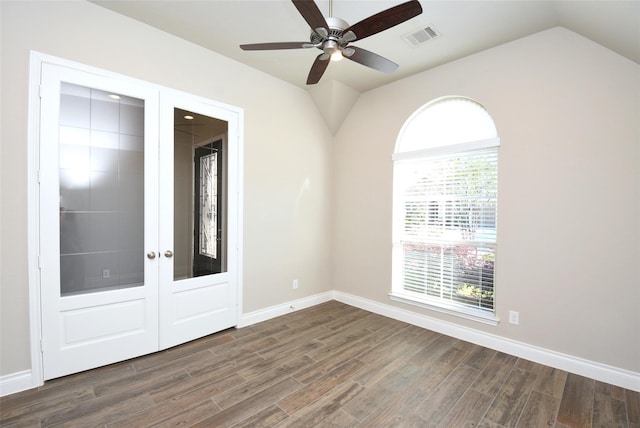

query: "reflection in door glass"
(59, 83), (144, 296)
(174, 108), (228, 280)
(199, 152), (218, 258)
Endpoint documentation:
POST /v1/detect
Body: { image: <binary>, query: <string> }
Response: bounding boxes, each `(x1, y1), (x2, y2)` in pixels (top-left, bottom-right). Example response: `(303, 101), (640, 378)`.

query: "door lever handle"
(164, 250), (174, 258)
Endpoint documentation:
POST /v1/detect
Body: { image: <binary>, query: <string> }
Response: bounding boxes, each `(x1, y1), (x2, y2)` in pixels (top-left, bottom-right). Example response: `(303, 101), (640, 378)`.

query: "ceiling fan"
(240, 0), (423, 85)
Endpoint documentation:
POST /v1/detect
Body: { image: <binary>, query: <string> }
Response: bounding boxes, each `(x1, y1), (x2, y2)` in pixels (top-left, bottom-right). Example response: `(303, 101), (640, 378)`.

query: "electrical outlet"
(509, 310), (520, 325)
(292, 279), (299, 290)
(102, 269), (110, 279)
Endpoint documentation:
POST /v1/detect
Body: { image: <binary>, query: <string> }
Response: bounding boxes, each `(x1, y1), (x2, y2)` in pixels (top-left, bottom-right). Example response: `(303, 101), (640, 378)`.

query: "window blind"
(397, 146), (497, 312)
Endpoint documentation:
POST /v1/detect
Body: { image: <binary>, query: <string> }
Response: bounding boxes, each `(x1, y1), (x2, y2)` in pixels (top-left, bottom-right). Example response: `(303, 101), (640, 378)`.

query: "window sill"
(389, 292), (499, 326)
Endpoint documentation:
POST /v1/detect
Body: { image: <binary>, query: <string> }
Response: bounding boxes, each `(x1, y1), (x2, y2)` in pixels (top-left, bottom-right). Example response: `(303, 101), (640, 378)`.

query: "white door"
(39, 64), (160, 380)
(157, 92), (239, 350)
(39, 62), (240, 380)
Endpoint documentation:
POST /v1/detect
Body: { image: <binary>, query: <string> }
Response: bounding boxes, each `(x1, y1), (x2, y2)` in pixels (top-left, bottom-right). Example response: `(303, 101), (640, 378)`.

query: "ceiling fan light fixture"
(323, 39), (342, 60)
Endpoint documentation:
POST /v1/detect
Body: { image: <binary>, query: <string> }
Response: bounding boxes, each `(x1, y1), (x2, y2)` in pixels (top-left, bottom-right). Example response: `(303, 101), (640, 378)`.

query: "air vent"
(403, 26), (440, 47)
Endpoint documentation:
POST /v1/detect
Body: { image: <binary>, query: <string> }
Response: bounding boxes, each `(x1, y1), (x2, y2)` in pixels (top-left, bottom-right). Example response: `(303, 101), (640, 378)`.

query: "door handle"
(147, 251), (156, 260)
(164, 250), (174, 258)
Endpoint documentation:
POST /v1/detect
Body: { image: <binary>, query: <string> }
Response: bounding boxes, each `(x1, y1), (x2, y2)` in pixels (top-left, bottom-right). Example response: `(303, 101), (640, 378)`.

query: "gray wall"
(332, 27), (640, 373)
(0, 0), (333, 376)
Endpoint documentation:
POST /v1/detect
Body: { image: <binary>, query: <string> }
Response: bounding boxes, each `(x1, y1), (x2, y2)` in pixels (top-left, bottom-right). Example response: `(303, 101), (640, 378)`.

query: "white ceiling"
(92, 0), (639, 94)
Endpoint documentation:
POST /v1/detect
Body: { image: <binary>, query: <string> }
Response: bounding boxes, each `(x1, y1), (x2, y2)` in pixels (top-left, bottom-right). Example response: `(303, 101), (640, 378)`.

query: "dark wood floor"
(1, 301), (639, 427)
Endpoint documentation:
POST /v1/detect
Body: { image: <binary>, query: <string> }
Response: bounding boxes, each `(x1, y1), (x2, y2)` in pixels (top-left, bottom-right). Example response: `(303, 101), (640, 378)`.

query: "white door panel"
(60, 300), (148, 345)
(46, 299), (155, 378)
(167, 282), (235, 342)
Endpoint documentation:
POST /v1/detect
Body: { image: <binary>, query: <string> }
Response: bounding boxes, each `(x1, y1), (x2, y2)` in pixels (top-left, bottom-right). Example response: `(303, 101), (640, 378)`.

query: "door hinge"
(40, 339), (44, 353)
(37, 255), (42, 269)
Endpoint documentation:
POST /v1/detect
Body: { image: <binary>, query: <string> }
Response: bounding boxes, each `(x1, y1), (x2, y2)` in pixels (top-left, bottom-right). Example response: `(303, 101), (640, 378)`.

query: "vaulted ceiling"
(92, 1), (640, 131)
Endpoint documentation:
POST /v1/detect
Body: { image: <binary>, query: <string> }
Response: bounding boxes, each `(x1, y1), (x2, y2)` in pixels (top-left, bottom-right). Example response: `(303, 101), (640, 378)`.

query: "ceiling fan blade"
(343, 46), (398, 74)
(292, 0), (329, 38)
(342, 0), (423, 42)
(306, 53), (330, 85)
(240, 42), (314, 51)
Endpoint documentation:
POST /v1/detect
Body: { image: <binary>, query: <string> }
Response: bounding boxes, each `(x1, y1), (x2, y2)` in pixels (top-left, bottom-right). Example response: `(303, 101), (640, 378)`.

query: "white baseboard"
(333, 291), (640, 392)
(238, 291), (334, 328)
(4, 290), (638, 397)
(0, 370), (36, 397)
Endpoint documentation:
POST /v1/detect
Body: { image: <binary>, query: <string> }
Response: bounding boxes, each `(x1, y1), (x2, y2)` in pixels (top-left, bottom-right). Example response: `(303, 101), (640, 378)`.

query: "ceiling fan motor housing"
(311, 17), (351, 57)
(311, 17), (347, 42)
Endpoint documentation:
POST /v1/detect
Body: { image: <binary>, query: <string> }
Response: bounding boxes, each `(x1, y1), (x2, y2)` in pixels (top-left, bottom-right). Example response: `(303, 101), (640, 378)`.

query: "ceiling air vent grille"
(403, 26), (440, 47)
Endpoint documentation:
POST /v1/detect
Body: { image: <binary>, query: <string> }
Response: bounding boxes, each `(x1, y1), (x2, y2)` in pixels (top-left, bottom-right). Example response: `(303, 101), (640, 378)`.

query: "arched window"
(391, 96), (499, 324)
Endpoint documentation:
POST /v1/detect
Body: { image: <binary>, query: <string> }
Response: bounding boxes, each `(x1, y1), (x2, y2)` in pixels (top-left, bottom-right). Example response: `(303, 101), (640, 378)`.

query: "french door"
(39, 62), (239, 380)
(158, 92), (239, 350)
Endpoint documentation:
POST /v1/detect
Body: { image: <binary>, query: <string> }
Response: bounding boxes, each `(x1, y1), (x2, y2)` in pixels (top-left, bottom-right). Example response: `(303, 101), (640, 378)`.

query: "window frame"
(391, 97), (500, 326)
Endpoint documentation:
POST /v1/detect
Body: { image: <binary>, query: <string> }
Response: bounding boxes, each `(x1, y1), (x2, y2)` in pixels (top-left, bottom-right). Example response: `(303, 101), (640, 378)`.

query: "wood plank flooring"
(1, 301), (639, 427)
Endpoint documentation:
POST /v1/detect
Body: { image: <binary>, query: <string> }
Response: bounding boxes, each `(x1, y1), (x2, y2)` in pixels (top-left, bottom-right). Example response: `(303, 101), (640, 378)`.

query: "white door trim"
(26, 51), (46, 391)
(27, 51), (244, 388)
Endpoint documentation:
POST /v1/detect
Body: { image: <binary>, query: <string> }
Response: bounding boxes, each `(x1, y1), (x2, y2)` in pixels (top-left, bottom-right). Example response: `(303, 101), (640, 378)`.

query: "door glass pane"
(173, 108), (228, 280)
(59, 83), (144, 296)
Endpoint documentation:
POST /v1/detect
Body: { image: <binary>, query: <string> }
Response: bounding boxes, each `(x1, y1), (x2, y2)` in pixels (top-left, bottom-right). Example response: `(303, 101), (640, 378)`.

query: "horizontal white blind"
(397, 147), (497, 312)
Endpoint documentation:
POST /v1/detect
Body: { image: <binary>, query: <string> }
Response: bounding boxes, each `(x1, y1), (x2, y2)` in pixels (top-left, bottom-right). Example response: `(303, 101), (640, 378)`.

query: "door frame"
(27, 51), (244, 388)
